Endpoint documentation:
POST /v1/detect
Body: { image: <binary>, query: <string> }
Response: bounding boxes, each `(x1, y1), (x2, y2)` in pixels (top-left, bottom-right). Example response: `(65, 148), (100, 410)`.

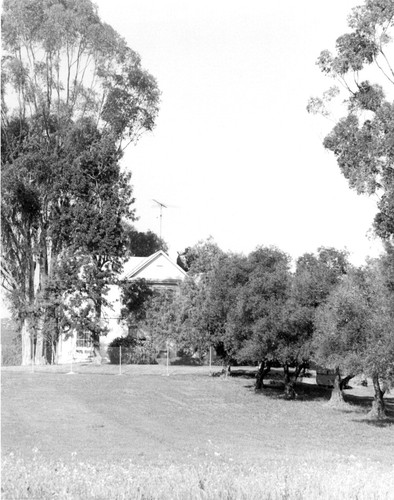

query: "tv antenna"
(152, 199), (167, 239)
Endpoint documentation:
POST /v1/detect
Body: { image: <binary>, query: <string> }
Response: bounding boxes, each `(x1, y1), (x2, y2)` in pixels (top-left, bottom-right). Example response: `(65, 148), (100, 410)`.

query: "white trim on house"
(120, 250), (187, 281)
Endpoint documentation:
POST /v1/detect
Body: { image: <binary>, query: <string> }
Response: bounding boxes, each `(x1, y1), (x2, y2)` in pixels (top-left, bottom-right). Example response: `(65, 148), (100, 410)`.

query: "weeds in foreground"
(2, 452), (394, 500)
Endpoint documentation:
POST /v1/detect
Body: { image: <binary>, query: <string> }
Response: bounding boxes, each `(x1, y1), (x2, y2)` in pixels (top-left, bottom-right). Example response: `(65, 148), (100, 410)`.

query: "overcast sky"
(93, 0), (383, 264)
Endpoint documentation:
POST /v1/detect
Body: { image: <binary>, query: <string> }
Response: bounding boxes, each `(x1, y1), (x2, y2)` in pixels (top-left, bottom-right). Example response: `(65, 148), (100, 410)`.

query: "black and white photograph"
(1, 0), (394, 498)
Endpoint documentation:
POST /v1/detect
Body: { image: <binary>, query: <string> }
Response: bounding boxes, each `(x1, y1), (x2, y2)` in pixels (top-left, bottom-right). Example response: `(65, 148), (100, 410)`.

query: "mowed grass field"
(2, 364), (394, 499)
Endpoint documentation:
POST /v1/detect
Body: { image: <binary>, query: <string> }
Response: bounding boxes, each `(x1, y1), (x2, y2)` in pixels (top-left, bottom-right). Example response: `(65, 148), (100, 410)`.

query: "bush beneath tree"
(107, 336), (157, 364)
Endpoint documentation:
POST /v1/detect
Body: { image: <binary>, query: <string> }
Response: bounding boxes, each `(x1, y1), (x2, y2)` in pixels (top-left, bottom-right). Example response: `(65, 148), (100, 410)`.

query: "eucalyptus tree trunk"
(21, 319), (32, 366)
(30, 230), (49, 365)
(34, 317), (47, 365)
(20, 228), (36, 365)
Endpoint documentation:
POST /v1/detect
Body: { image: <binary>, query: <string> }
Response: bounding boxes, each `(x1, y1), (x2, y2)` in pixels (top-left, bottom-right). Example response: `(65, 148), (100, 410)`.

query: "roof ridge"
(120, 250), (187, 280)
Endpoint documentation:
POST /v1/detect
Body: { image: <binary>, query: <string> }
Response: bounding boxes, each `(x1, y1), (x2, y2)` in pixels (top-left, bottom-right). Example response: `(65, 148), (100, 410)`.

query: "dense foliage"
(308, 0), (394, 242)
(123, 224), (168, 256)
(130, 239), (393, 411)
(1, 0), (160, 364)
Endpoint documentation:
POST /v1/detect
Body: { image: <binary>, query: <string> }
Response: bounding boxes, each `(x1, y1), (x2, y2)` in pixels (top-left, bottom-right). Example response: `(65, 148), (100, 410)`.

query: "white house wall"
(102, 284), (125, 346)
(56, 331), (76, 364)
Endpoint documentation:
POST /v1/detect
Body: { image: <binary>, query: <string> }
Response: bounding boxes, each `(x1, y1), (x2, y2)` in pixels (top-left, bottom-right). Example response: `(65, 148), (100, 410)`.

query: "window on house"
(76, 330), (92, 348)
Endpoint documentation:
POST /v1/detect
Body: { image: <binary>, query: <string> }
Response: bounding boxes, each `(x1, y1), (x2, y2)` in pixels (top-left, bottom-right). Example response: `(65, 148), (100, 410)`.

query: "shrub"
(130, 339), (157, 364)
(107, 335), (137, 364)
(107, 336), (157, 364)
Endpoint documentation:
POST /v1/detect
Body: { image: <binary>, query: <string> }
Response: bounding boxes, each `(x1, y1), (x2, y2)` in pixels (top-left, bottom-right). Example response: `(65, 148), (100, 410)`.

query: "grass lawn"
(2, 364), (394, 499)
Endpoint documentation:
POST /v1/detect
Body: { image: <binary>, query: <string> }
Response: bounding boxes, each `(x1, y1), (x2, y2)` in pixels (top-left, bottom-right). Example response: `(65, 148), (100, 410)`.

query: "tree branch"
(377, 49), (394, 83)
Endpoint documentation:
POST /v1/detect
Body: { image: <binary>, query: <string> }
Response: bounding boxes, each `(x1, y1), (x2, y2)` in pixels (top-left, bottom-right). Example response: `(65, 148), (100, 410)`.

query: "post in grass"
(166, 340), (169, 376)
(67, 351), (75, 375)
(30, 336), (34, 373)
(118, 346), (122, 376)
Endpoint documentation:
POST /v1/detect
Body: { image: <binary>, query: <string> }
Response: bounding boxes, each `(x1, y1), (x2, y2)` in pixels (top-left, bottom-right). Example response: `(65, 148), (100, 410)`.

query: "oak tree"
(172, 240), (226, 361)
(294, 247), (350, 404)
(314, 260), (394, 418)
(229, 247), (293, 393)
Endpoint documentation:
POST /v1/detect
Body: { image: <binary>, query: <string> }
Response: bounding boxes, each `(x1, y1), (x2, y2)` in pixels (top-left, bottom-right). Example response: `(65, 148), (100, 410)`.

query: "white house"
(56, 251), (187, 363)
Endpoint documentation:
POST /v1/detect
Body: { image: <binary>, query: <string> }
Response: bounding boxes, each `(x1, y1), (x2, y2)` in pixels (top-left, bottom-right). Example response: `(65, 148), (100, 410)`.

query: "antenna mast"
(152, 199), (167, 239)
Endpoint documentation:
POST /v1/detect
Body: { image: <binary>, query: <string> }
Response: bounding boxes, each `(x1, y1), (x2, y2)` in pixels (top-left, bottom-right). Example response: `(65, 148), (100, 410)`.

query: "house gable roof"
(120, 250), (187, 282)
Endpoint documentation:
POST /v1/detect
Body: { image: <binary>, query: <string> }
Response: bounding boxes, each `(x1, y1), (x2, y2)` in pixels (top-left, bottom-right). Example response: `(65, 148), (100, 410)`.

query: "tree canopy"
(1, 0), (160, 364)
(308, 0), (394, 242)
(122, 224), (168, 257)
(314, 260), (394, 418)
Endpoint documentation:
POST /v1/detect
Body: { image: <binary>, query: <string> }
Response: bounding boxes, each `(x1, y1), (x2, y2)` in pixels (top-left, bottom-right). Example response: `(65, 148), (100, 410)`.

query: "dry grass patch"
(2, 452), (394, 499)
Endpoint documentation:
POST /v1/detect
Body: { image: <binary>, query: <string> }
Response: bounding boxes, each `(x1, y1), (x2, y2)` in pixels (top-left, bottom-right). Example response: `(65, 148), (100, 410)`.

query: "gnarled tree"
(314, 260), (394, 419)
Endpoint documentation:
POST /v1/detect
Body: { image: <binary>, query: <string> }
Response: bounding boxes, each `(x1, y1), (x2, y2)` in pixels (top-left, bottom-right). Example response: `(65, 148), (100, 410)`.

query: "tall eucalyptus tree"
(308, 0), (394, 242)
(1, 0), (160, 363)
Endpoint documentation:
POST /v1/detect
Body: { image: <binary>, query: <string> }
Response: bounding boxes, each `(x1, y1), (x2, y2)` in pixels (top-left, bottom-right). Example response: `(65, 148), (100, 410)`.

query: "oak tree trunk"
(328, 367), (346, 406)
(284, 379), (296, 399)
(283, 365), (297, 400)
(340, 374), (353, 390)
(368, 373), (386, 419)
(255, 361), (270, 391)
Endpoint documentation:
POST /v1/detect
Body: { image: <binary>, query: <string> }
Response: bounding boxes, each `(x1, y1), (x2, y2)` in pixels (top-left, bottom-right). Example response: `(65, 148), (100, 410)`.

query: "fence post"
(166, 341), (169, 376)
(118, 346), (122, 375)
(67, 351), (75, 375)
(31, 335), (34, 373)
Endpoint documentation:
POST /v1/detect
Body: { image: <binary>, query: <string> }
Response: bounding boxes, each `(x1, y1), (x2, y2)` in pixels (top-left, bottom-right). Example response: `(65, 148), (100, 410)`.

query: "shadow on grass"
(241, 373), (394, 422)
(230, 368), (394, 417)
(248, 380), (394, 425)
(170, 357), (202, 366)
(228, 369), (257, 379)
(344, 393), (394, 422)
(230, 366), (331, 402)
(242, 380), (332, 402)
(355, 418), (394, 427)
(295, 383), (332, 401)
